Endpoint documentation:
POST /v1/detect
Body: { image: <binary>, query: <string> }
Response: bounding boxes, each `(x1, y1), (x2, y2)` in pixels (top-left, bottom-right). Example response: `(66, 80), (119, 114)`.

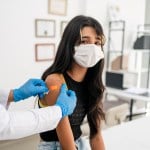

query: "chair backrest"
(105, 103), (129, 126)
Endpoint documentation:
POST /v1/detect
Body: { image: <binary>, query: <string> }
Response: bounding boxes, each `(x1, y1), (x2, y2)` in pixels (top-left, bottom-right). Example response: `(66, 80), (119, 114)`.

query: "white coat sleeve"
(0, 104), (62, 140)
(0, 88), (10, 108)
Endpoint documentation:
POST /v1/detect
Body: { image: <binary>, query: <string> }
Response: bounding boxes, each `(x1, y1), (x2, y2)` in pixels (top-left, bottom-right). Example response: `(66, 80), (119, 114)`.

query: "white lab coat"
(0, 89), (62, 140)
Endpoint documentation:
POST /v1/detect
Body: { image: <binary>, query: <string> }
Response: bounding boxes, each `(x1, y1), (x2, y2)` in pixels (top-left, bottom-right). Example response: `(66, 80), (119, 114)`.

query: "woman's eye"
(81, 40), (89, 44)
(95, 41), (101, 45)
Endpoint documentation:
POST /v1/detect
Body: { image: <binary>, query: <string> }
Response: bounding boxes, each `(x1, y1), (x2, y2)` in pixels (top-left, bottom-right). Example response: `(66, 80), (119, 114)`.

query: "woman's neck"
(67, 63), (87, 82)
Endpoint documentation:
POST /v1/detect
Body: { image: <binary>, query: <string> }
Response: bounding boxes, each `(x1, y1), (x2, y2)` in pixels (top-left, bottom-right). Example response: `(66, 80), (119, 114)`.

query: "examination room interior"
(0, 0), (150, 150)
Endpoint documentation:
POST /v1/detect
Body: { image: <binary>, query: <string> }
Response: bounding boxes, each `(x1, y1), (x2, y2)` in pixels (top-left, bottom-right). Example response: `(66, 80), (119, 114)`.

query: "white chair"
(81, 103), (129, 136)
(105, 103), (129, 126)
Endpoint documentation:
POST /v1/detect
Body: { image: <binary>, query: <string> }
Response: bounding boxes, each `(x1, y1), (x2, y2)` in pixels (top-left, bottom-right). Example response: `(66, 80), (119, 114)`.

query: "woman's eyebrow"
(81, 36), (90, 39)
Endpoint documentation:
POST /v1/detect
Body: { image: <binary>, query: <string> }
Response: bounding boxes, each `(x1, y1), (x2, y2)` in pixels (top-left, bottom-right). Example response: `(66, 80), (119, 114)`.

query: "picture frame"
(60, 21), (68, 36)
(35, 19), (55, 38)
(48, 0), (67, 16)
(35, 43), (55, 62)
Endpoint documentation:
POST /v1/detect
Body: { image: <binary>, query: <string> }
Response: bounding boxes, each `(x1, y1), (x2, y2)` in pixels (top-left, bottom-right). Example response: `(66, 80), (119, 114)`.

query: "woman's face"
(80, 26), (101, 46)
(73, 26), (104, 68)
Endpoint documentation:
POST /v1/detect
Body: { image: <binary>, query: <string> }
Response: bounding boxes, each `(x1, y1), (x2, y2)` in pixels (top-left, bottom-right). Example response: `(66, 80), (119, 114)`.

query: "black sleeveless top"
(39, 73), (89, 141)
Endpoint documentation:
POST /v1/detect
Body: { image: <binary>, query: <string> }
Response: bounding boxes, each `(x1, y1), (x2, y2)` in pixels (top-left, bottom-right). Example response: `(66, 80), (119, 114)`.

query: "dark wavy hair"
(42, 15), (105, 138)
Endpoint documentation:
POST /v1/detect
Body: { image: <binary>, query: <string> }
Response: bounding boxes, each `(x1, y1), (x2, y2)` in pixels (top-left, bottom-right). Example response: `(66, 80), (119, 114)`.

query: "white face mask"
(73, 44), (104, 68)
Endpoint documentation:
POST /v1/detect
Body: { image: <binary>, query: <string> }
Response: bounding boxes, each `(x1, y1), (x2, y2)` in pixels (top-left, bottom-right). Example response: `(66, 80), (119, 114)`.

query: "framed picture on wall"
(60, 21), (68, 36)
(48, 0), (67, 16)
(35, 19), (55, 38)
(35, 43), (55, 62)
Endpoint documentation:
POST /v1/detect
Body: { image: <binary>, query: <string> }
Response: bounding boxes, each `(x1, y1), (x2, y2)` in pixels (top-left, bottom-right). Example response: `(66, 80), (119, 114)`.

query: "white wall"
(85, 0), (145, 50)
(118, 0), (145, 50)
(0, 0), (86, 109)
(0, 0), (86, 89)
(145, 0), (150, 24)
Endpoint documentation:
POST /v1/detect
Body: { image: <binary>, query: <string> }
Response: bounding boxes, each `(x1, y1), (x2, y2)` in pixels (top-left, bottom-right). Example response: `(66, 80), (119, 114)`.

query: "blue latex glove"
(55, 84), (77, 117)
(13, 79), (48, 102)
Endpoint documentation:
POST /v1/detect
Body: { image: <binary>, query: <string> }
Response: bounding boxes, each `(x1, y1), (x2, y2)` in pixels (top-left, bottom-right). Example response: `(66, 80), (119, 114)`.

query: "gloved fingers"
(33, 86), (49, 96)
(67, 90), (76, 98)
(67, 90), (77, 106)
(32, 79), (49, 94)
(60, 83), (67, 94)
(30, 78), (47, 87)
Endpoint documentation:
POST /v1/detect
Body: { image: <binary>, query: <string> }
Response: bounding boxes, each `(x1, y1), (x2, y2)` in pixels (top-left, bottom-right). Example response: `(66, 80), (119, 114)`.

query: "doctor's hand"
(13, 79), (48, 102)
(55, 84), (77, 118)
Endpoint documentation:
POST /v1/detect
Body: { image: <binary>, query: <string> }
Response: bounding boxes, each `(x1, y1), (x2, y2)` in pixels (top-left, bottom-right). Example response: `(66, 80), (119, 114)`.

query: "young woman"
(38, 15), (106, 150)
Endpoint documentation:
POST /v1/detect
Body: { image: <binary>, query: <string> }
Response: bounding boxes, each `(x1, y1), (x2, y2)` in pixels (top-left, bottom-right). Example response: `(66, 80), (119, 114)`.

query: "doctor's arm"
(0, 79), (48, 108)
(0, 80), (61, 140)
(0, 79), (77, 140)
(0, 104), (62, 140)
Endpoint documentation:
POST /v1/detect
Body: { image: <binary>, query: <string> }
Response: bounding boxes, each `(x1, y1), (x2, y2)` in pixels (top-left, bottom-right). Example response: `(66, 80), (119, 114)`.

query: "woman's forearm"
(90, 133), (105, 150)
(56, 117), (76, 150)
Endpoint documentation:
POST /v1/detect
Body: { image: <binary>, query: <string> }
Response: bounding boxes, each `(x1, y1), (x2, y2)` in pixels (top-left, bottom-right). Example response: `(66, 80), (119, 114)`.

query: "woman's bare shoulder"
(45, 73), (63, 86)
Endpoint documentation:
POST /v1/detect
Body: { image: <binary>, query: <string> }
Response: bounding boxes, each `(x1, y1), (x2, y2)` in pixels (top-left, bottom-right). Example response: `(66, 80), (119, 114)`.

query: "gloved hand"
(13, 79), (48, 102)
(55, 84), (77, 118)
